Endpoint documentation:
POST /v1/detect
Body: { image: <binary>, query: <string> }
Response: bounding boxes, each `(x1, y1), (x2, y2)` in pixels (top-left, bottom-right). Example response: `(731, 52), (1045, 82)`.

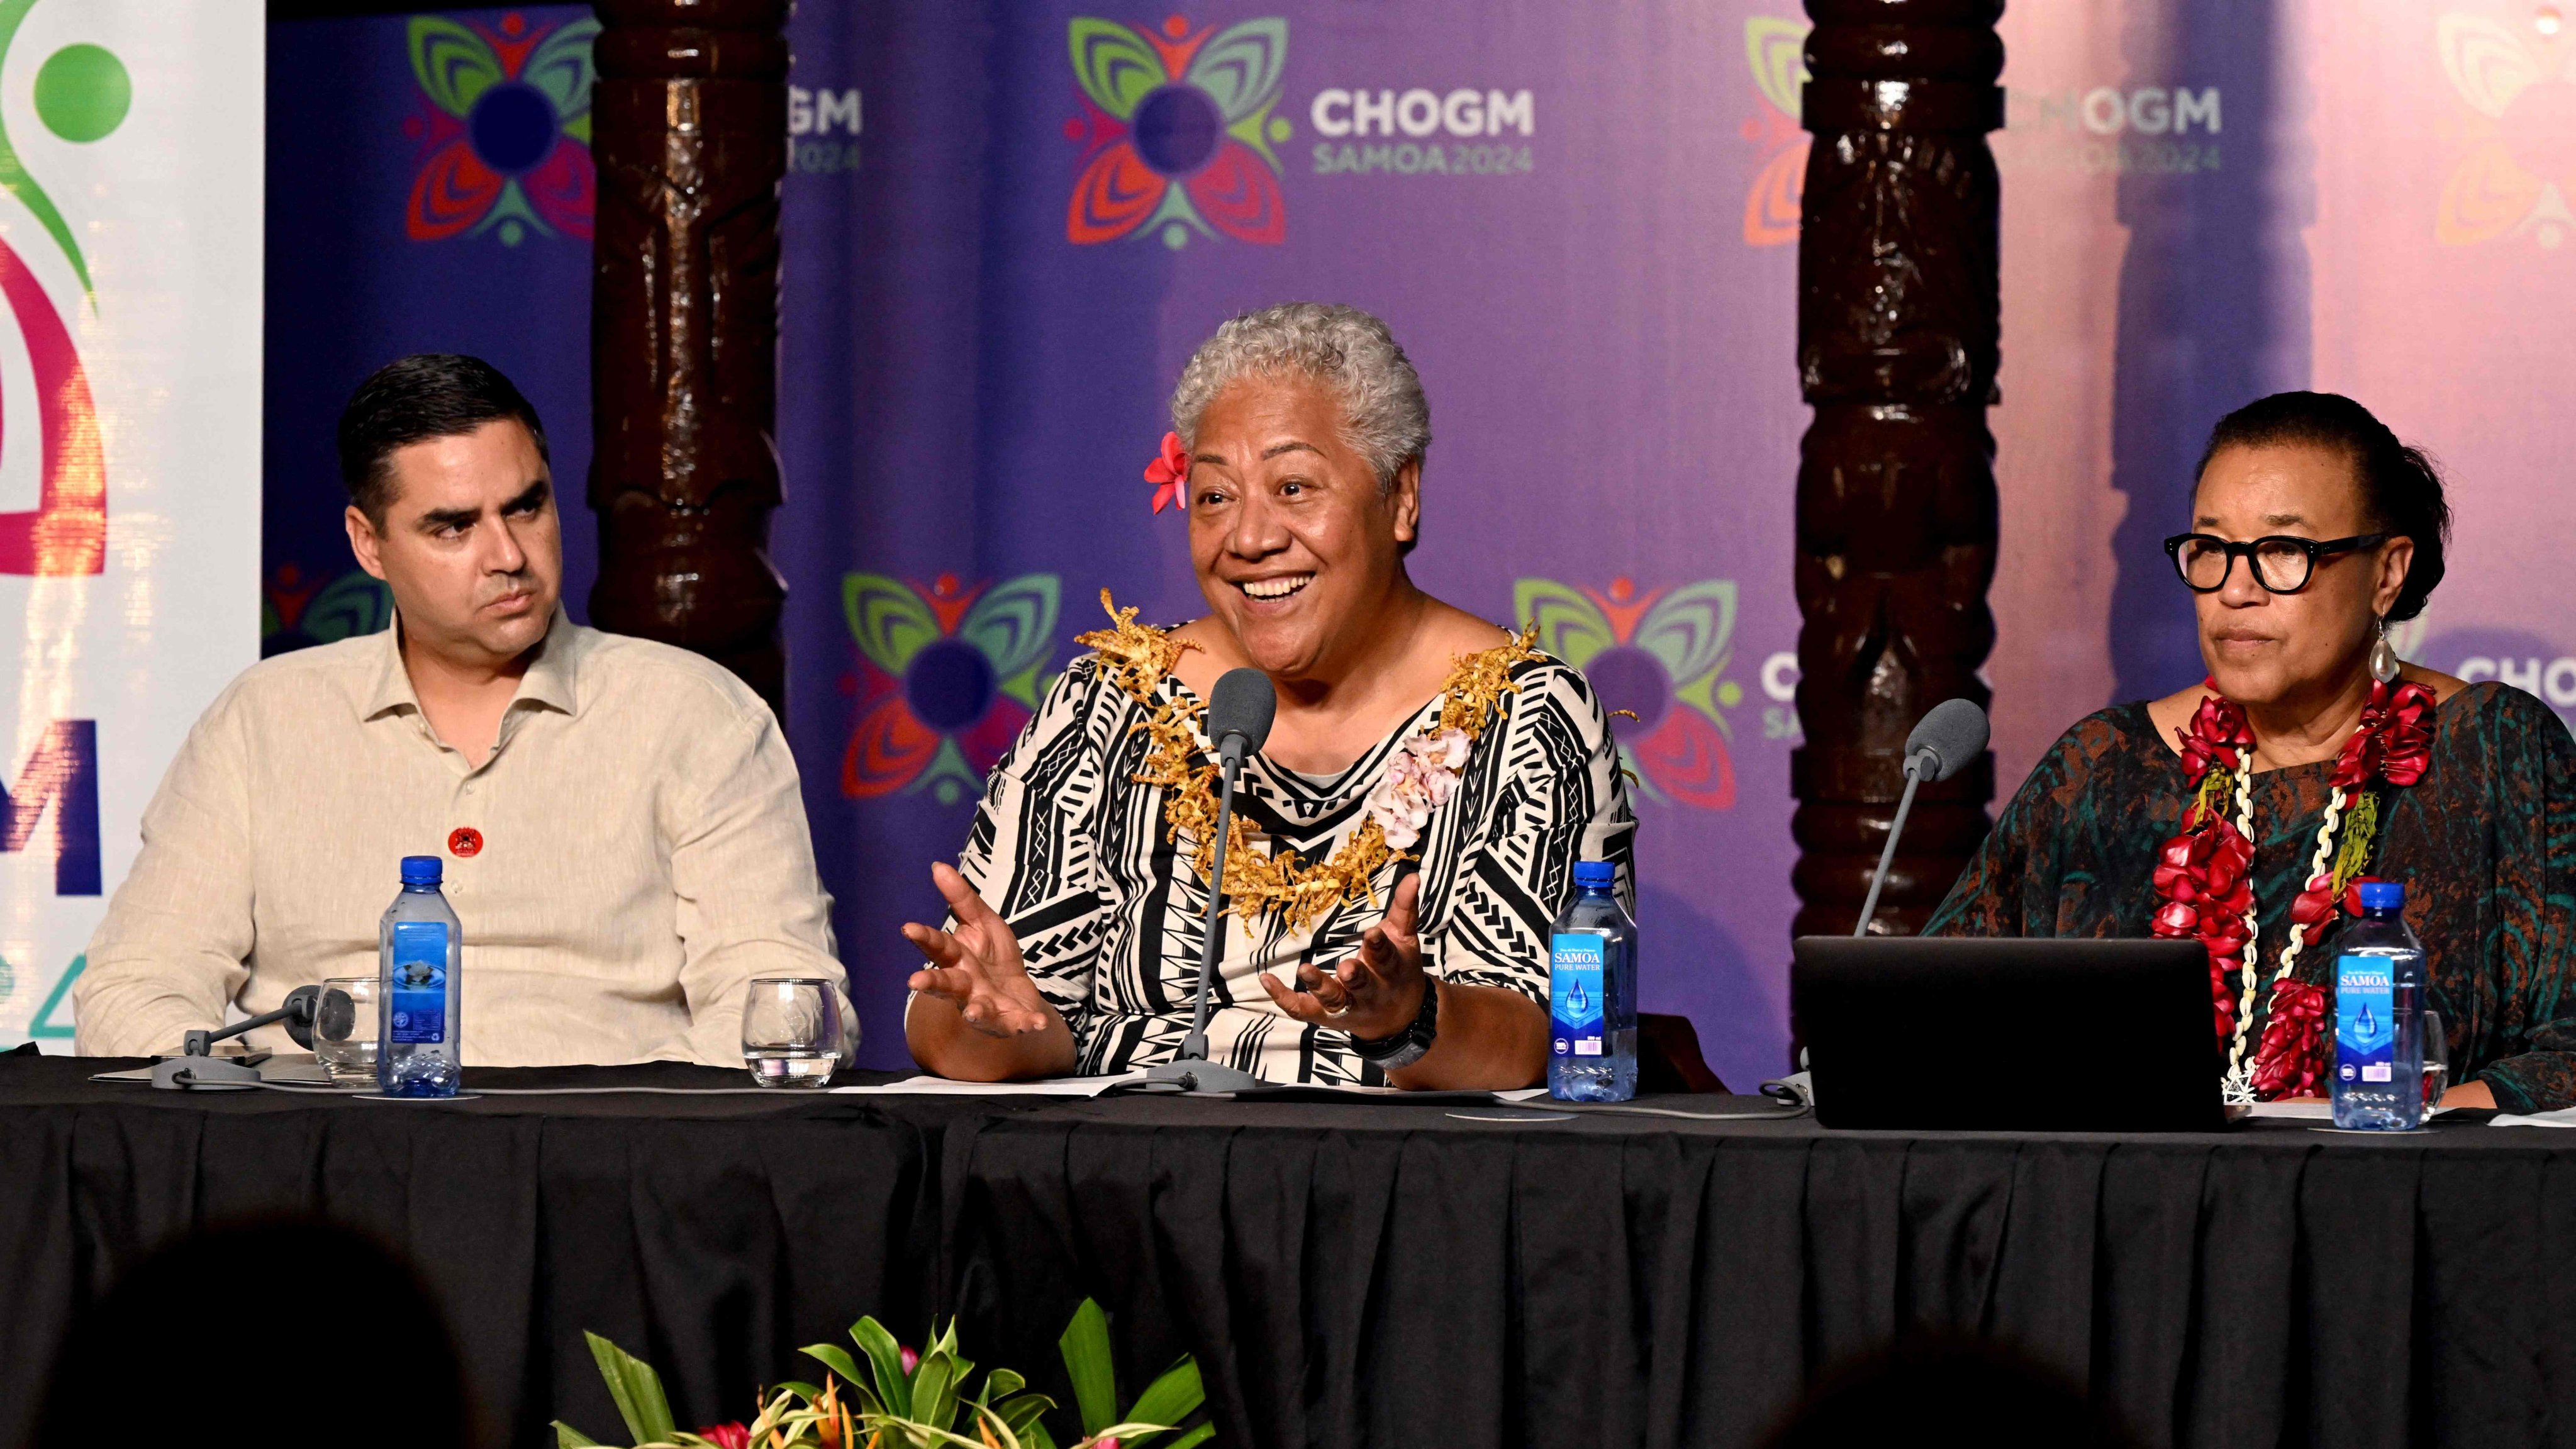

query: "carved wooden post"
(1790, 0), (2002, 939)
(589, 0), (790, 711)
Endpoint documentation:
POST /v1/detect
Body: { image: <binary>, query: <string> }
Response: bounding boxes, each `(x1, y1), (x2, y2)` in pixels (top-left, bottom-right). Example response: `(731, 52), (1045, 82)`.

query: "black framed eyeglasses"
(2163, 532), (2391, 594)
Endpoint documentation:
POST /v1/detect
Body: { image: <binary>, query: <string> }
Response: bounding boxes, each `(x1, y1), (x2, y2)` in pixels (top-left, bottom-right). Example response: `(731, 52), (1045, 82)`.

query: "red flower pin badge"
(1145, 431), (1190, 514)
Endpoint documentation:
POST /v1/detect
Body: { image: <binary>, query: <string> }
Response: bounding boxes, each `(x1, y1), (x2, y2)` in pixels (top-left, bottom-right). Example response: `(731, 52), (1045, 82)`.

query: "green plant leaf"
(1091, 1421), (1178, 1442)
(551, 1422), (603, 1448)
(1163, 1424), (1217, 1449)
(999, 1391), (1056, 1437)
(1127, 1358), (1205, 1436)
(849, 1317), (915, 1419)
(968, 1401), (1027, 1449)
(912, 1355), (958, 1431)
(984, 1367), (1027, 1402)
(1058, 1300), (1119, 1437)
(801, 1341), (866, 1391)
(583, 1331), (678, 1446)
(774, 1379), (823, 1401)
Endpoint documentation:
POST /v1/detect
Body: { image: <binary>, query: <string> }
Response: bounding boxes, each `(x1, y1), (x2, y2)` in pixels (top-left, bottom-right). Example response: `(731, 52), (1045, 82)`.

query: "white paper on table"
(2246, 1101), (2336, 1119)
(829, 1073), (1143, 1097)
(2490, 1107), (2576, 1127)
(2249, 1100), (2463, 1122)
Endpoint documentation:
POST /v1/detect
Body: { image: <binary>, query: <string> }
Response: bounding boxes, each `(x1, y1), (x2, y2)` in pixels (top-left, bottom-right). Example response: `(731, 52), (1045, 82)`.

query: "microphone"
(1903, 697), (1988, 786)
(152, 984), (325, 1090)
(1853, 698), (1990, 936)
(1208, 666), (1278, 769)
(1147, 668), (1278, 1093)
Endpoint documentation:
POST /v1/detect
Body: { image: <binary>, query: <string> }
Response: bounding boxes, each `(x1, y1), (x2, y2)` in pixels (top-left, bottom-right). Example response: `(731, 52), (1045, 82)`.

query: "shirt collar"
(361, 607), (583, 721)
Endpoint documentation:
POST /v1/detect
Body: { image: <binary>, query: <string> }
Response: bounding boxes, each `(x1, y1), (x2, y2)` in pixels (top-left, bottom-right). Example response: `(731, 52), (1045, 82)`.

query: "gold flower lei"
(1075, 590), (1537, 932)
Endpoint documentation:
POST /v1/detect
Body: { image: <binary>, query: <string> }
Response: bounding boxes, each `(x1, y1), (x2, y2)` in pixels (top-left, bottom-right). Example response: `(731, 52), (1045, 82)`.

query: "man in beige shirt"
(76, 354), (851, 1065)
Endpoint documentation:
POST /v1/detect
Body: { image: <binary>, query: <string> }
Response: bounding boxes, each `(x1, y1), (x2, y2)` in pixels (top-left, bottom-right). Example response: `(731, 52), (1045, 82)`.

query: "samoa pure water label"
(2337, 954), (2397, 1085)
(1551, 932), (1605, 1058)
(388, 920), (450, 1046)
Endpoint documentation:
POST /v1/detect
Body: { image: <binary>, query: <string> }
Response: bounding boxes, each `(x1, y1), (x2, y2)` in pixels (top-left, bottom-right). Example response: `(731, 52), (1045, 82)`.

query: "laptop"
(1790, 936), (2233, 1132)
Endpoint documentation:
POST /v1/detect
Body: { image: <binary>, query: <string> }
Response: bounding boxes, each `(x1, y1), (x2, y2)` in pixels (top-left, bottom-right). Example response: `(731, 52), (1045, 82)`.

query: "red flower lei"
(2149, 677), (2437, 1100)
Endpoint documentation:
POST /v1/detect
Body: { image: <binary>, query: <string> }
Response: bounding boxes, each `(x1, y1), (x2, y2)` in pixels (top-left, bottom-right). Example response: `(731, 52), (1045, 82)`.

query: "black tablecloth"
(8, 1053), (2576, 1449)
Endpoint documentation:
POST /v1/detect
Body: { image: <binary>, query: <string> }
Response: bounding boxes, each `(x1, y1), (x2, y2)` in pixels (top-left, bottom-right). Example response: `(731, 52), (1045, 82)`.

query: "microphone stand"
(1145, 737), (1267, 1094)
(151, 985), (323, 1091)
(1853, 746), (1936, 937)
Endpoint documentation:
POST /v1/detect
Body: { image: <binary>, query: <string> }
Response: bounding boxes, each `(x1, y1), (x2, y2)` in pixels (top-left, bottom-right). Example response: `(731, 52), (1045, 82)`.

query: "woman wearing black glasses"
(1929, 391), (2576, 1111)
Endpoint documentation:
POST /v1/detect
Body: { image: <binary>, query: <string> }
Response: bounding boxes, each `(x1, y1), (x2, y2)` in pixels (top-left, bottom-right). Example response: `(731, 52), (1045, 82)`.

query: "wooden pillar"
(589, 0), (791, 712)
(1789, 0), (2002, 940)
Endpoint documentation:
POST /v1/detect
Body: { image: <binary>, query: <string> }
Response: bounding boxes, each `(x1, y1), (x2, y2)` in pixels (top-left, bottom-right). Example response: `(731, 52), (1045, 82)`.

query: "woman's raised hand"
(1261, 872), (1428, 1041)
(901, 862), (1055, 1038)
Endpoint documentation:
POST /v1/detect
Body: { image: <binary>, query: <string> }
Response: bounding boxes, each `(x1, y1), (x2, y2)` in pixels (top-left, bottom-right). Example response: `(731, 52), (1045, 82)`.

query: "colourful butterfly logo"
(1064, 14), (1290, 249)
(1516, 577), (1744, 809)
(843, 574), (1061, 805)
(1740, 16), (1809, 248)
(403, 11), (598, 246)
(2433, 12), (2576, 249)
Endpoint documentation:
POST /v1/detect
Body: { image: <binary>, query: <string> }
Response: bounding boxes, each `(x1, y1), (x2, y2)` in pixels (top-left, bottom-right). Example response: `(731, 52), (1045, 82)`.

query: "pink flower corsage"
(1145, 431), (1190, 514)
(1366, 728), (1471, 850)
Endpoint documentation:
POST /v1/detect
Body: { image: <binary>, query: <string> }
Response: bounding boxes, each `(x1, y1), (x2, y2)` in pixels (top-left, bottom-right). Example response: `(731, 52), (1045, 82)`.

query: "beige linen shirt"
(74, 610), (849, 1065)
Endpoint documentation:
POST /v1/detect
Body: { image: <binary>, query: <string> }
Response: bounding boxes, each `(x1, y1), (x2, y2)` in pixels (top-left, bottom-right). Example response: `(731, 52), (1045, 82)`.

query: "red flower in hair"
(1144, 431), (1190, 514)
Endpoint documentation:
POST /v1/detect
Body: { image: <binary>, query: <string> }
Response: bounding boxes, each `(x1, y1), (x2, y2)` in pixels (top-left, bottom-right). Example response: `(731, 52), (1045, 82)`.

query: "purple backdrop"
(771, 3), (1807, 1085)
(262, 2), (2576, 1090)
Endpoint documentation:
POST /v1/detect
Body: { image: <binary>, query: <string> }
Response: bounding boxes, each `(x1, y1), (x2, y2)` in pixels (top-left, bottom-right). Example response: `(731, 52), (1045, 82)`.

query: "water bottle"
(378, 855), (463, 1098)
(2331, 880), (2426, 1129)
(1549, 859), (1637, 1102)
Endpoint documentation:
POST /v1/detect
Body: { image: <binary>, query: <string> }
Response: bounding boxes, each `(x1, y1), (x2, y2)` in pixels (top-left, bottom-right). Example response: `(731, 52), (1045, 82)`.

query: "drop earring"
(2370, 615), (2400, 684)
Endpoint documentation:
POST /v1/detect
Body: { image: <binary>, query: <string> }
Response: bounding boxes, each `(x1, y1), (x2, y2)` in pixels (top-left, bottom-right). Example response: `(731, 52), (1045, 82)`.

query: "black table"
(6, 1053), (2574, 1449)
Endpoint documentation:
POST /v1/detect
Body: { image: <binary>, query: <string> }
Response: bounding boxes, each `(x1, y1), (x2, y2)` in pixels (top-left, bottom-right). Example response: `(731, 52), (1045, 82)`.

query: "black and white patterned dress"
(944, 641), (1637, 1083)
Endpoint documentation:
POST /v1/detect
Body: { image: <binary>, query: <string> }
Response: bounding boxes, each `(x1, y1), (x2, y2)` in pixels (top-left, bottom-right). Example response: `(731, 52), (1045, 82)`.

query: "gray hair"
(1168, 303), (1430, 488)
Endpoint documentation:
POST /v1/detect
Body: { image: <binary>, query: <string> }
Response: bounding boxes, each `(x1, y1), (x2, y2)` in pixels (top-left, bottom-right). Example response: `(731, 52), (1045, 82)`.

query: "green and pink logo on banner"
(1065, 14), (1291, 248)
(843, 573), (1061, 805)
(0, 0), (118, 577)
(1519, 577), (1743, 810)
(403, 11), (596, 246)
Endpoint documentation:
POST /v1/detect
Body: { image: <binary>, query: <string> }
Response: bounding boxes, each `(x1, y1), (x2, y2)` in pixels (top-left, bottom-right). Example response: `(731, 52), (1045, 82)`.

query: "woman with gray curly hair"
(900, 303), (1636, 1088)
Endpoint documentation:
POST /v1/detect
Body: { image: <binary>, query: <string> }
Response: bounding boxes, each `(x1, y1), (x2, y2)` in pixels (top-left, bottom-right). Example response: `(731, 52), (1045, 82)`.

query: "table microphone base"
(150, 1055), (263, 1091)
(1144, 1057), (1266, 1094)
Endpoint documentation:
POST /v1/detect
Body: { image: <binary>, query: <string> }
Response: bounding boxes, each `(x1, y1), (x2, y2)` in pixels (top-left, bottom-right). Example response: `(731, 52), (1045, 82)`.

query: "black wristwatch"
(1349, 978), (1440, 1071)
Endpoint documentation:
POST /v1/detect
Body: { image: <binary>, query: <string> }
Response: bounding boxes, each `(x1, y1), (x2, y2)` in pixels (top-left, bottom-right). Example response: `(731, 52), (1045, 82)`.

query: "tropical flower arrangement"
(555, 1299), (1212, 1449)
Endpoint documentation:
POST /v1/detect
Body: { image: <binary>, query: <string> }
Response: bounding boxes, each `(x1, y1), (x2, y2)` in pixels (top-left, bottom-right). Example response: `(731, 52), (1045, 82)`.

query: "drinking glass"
(742, 977), (842, 1087)
(315, 976), (380, 1087)
(2423, 1008), (2450, 1109)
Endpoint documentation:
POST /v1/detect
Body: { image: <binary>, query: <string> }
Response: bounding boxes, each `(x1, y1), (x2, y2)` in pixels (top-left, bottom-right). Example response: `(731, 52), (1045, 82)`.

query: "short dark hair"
(336, 354), (549, 523)
(2195, 390), (2450, 623)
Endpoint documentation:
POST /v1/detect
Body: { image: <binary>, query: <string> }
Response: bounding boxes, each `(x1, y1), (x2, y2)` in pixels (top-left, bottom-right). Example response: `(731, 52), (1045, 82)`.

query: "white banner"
(0, 0), (262, 1048)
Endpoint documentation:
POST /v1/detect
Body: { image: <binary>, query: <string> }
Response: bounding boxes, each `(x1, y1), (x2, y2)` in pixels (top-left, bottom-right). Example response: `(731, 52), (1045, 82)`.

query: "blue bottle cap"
(1574, 860), (1615, 888)
(2358, 880), (2404, 911)
(400, 855), (443, 887)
